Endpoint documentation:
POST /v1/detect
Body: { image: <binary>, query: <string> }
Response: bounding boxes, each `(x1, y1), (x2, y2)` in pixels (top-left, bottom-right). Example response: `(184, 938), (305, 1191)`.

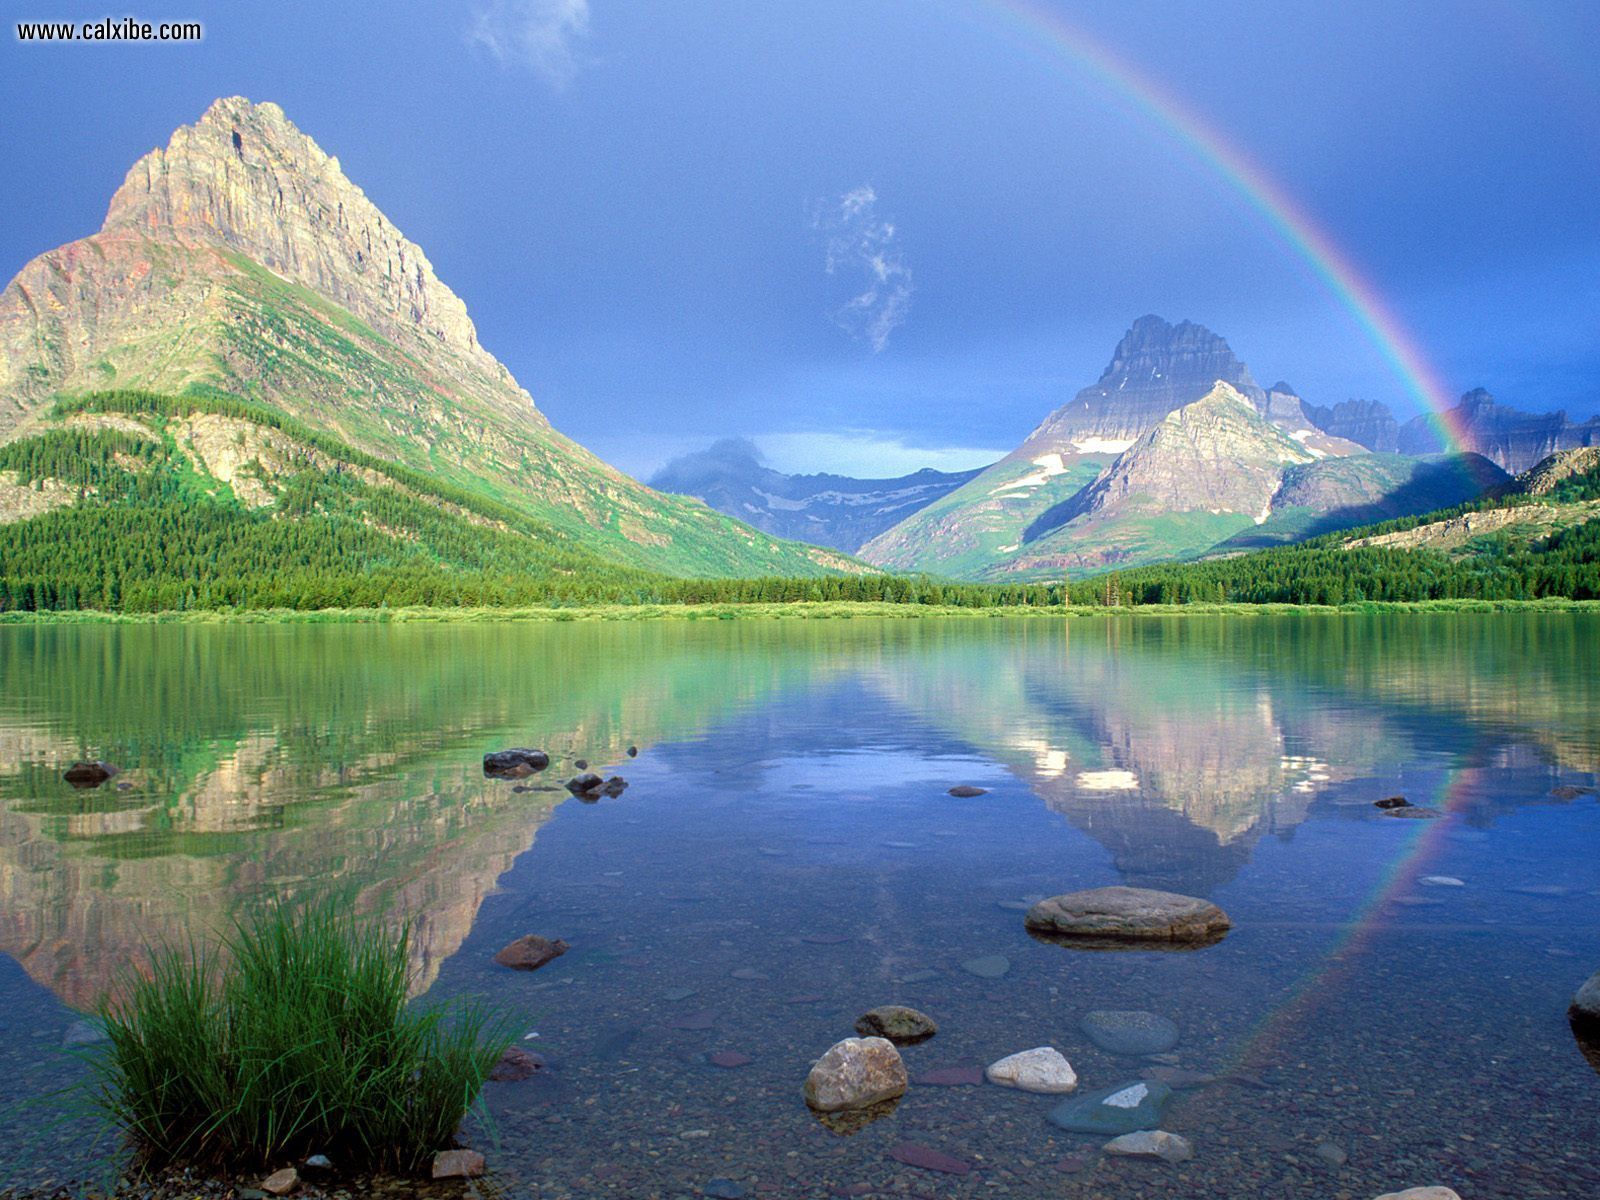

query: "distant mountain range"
(846, 316), (1502, 578)
(0, 97), (859, 599)
(649, 438), (979, 553)
(661, 315), (1591, 580)
(0, 98), (1591, 605)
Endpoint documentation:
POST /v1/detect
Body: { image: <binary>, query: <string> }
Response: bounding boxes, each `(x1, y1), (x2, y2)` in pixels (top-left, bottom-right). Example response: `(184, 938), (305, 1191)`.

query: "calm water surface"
(0, 614), (1597, 1198)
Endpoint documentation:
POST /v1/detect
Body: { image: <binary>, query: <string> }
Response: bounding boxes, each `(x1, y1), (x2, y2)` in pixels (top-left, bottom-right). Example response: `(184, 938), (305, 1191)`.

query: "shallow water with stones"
(1, 613), (1597, 1198)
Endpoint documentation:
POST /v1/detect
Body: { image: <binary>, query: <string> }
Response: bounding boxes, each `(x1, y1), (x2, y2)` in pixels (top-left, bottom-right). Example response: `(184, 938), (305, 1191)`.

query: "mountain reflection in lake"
(1, 614), (1596, 1197)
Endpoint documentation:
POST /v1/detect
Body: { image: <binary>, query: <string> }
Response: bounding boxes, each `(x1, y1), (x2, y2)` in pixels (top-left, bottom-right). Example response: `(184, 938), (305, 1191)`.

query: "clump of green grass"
(91, 904), (510, 1173)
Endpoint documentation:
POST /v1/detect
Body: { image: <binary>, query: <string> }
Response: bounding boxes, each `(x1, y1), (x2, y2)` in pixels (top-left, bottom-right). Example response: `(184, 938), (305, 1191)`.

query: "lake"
(1, 613), (1597, 1198)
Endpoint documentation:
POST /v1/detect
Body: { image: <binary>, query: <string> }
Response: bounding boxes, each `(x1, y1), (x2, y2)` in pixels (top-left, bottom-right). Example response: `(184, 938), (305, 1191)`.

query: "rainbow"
(975, 1), (1469, 450)
(1218, 764), (1475, 1078)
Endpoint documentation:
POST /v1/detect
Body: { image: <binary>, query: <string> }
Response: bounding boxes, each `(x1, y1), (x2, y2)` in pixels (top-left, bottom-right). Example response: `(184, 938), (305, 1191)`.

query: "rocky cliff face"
(1018, 315), (1266, 456)
(649, 438), (982, 553)
(104, 97), (496, 373)
(1398, 388), (1600, 472)
(0, 97), (856, 578)
(1304, 398), (1400, 453)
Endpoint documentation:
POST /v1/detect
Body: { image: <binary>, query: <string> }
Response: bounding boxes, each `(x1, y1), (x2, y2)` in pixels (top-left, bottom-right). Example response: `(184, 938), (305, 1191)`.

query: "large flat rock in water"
(1025, 886), (1230, 944)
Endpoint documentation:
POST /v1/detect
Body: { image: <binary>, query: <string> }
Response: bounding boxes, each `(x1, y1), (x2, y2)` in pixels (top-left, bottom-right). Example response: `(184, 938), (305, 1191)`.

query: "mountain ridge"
(649, 437), (983, 553)
(0, 97), (860, 579)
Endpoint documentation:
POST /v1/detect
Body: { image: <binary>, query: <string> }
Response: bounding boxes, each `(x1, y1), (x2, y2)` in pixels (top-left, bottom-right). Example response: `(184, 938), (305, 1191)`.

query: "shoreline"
(0, 597), (1596, 625)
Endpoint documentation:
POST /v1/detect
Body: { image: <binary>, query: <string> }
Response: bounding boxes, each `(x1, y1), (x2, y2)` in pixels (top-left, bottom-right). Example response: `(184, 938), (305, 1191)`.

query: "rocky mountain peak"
(1018, 315), (1265, 456)
(1100, 315), (1261, 394)
(102, 96), (492, 369)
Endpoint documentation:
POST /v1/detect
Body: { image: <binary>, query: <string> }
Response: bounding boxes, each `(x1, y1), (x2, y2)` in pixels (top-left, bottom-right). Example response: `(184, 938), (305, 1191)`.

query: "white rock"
(1103, 1129), (1193, 1163)
(984, 1046), (1078, 1094)
(1372, 1190), (1462, 1200)
(1104, 1082), (1149, 1108)
(1420, 876), (1465, 887)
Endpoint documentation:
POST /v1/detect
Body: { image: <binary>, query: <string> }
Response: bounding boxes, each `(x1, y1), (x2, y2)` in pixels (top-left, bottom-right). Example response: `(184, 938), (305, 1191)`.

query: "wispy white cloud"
(467, 0), (591, 88)
(812, 185), (914, 352)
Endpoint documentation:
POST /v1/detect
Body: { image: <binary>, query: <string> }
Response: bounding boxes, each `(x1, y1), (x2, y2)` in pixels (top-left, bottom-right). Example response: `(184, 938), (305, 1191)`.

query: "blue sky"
(3, 0), (1598, 478)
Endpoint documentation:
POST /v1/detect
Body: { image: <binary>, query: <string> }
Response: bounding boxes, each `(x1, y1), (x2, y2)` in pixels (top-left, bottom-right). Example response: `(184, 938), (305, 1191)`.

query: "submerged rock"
(947, 785), (988, 797)
(566, 772), (604, 795)
(1374, 795), (1410, 809)
(493, 934), (569, 971)
(961, 954), (1010, 978)
(703, 1178), (745, 1199)
(1383, 806), (1441, 819)
(985, 1046), (1078, 1093)
(482, 748), (549, 777)
(63, 760), (118, 788)
(601, 775), (629, 797)
(1103, 1129), (1193, 1163)
(432, 1149), (485, 1179)
(803, 1036), (908, 1112)
(62, 1018), (108, 1046)
(1571, 970), (1600, 1030)
(1080, 1010), (1180, 1056)
(854, 1005), (938, 1044)
(1048, 1080), (1172, 1134)
(887, 1142), (972, 1175)
(916, 1065), (984, 1086)
(1026, 886), (1230, 945)
(489, 1046), (546, 1081)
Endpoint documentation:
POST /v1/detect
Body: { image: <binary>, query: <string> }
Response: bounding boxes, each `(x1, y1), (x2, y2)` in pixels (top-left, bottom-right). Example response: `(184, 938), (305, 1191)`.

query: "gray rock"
(1103, 1129), (1193, 1163)
(961, 954), (1010, 979)
(1080, 1010), (1180, 1056)
(984, 1046), (1078, 1093)
(566, 772), (604, 795)
(854, 1005), (937, 1043)
(1571, 969), (1600, 1029)
(63, 1018), (108, 1046)
(1316, 1142), (1349, 1167)
(704, 1179), (745, 1199)
(1048, 1080), (1172, 1134)
(1025, 886), (1230, 944)
(482, 748), (548, 777)
(947, 785), (988, 797)
(803, 1036), (908, 1112)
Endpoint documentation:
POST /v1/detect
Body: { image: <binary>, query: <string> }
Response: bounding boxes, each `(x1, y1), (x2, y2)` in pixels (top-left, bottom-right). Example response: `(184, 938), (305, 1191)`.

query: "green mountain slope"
(0, 98), (858, 579)
(1084, 449), (1600, 604)
(1219, 452), (1506, 549)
